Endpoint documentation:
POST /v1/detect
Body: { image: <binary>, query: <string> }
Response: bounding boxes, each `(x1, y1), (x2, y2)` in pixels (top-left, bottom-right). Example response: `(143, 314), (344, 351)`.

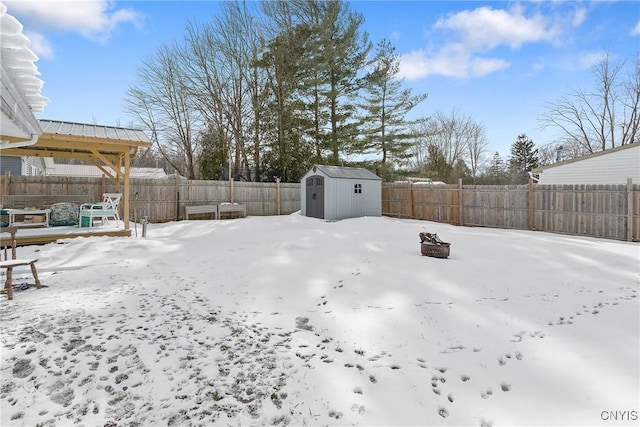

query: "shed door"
(306, 175), (324, 219)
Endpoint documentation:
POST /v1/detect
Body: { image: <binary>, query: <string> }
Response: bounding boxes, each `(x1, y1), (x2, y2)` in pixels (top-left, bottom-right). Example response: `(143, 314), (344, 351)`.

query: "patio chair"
(0, 227), (42, 300)
(79, 193), (122, 228)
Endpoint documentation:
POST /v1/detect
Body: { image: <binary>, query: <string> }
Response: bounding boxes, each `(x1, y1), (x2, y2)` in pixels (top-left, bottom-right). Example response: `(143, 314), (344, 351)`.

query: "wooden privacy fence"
(1, 174), (301, 222)
(383, 180), (640, 242)
(3, 174), (638, 241)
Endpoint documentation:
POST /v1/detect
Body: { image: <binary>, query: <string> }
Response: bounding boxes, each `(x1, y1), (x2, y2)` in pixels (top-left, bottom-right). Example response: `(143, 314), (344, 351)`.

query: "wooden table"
(4, 208), (51, 227)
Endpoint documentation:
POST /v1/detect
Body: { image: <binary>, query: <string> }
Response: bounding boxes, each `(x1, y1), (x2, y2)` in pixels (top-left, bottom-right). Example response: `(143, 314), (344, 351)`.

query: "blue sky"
(5, 0), (640, 160)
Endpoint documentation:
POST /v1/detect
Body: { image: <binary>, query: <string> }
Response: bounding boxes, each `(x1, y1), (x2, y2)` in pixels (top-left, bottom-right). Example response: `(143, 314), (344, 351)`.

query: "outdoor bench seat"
(185, 205), (218, 220)
(0, 227), (42, 300)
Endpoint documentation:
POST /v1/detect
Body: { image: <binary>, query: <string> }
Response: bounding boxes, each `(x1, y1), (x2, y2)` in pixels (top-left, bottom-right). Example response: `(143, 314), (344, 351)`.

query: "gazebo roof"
(39, 120), (150, 144)
(2, 119), (151, 163)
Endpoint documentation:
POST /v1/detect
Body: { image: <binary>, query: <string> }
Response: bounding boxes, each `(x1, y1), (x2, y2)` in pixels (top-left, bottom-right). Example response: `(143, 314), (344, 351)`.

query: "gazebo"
(0, 5), (151, 233)
(1, 120), (152, 231)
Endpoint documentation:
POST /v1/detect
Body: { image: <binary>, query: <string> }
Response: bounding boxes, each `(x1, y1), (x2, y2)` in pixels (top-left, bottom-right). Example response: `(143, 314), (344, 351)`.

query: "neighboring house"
(301, 165), (382, 221)
(532, 142), (640, 185)
(0, 155), (48, 176)
(46, 163), (168, 179)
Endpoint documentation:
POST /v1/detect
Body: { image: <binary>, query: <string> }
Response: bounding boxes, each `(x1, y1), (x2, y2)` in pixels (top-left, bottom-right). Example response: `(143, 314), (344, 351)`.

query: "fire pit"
(419, 232), (451, 258)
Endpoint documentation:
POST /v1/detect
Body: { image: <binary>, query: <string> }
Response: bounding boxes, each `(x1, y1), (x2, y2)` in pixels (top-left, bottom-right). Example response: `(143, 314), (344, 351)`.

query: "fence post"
(627, 178), (634, 242)
(529, 178), (535, 230)
(1, 171), (10, 199)
(276, 177), (281, 215)
(230, 178), (234, 203)
(174, 171), (179, 221)
(408, 181), (414, 219)
(458, 178), (463, 226)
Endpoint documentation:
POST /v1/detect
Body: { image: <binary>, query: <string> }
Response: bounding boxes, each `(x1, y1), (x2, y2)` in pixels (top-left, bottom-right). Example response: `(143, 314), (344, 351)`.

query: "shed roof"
(311, 165), (381, 180)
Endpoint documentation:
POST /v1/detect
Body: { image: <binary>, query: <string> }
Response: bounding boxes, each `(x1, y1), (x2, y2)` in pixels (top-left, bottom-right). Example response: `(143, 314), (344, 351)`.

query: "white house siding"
(536, 144), (640, 185)
(0, 155), (44, 176)
(24, 156), (45, 175)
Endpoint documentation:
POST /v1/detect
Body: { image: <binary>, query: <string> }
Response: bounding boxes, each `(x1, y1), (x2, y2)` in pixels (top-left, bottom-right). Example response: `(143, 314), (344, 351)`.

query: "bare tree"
(408, 109), (484, 182)
(541, 52), (640, 155)
(180, 1), (264, 180)
(125, 44), (202, 179)
(466, 121), (488, 182)
(406, 120), (431, 172)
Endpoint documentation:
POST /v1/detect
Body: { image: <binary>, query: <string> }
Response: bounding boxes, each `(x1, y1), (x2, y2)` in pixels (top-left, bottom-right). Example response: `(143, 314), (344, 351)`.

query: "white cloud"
(571, 7), (587, 27)
(632, 20), (640, 36)
(399, 44), (510, 80)
(434, 6), (559, 50)
(578, 51), (609, 69)
(4, 0), (143, 43)
(399, 5), (549, 80)
(25, 31), (54, 60)
(528, 60), (545, 76)
(399, 4), (580, 81)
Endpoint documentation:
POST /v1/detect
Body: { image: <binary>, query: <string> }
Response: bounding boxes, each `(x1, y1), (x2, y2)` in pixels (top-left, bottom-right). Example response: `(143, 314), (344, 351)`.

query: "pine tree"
(198, 125), (230, 180)
(356, 39), (428, 170)
(508, 134), (540, 183)
(256, 25), (314, 182)
(316, 1), (371, 164)
(258, 0), (370, 175)
(488, 151), (507, 184)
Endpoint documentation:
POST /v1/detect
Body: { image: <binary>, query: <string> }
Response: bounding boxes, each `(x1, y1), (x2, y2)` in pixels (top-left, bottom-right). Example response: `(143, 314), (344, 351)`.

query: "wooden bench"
(0, 227), (42, 300)
(218, 203), (246, 219)
(185, 205), (218, 220)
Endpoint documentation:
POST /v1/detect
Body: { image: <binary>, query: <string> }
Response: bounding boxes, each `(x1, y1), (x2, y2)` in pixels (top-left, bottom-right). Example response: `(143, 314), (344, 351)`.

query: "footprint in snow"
(328, 409), (343, 419)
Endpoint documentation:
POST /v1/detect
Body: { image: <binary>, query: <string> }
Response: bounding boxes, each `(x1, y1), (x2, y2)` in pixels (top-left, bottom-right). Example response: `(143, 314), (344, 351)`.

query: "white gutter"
(0, 133), (39, 149)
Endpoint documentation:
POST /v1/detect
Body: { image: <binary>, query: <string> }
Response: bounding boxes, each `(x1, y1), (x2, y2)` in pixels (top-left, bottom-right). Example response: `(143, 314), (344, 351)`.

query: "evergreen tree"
(198, 125), (230, 180)
(423, 145), (452, 182)
(356, 39), (428, 168)
(508, 134), (539, 183)
(487, 151), (507, 184)
(258, 0), (370, 176)
(256, 25), (314, 182)
(317, 1), (371, 164)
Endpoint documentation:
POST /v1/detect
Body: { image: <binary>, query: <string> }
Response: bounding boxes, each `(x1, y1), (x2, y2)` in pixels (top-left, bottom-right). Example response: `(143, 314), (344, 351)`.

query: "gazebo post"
(123, 148), (131, 230)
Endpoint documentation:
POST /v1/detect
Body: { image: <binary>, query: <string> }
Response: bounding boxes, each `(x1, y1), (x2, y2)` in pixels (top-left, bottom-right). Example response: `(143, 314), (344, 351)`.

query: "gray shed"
(301, 165), (382, 220)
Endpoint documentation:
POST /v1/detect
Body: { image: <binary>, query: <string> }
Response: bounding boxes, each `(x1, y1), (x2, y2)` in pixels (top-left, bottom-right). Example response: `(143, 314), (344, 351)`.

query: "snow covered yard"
(1, 214), (638, 426)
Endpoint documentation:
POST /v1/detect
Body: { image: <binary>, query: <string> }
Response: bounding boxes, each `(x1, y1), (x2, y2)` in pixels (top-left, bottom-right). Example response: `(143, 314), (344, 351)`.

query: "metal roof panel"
(38, 119), (151, 144)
